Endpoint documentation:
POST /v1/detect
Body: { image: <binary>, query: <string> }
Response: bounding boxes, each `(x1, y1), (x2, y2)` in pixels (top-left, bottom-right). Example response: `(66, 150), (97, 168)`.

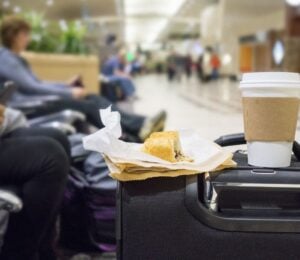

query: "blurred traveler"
(102, 51), (136, 98)
(0, 104), (69, 260)
(210, 51), (221, 80)
(166, 51), (177, 82)
(185, 54), (193, 79)
(131, 58), (143, 76)
(0, 16), (166, 140)
(174, 54), (184, 82)
(196, 54), (204, 82)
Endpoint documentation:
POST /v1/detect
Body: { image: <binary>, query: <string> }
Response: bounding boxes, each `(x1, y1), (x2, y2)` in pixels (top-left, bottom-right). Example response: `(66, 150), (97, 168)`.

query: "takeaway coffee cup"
(240, 72), (300, 167)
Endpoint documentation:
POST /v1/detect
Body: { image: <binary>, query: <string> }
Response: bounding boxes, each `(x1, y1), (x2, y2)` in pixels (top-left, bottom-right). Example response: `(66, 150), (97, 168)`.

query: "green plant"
(22, 12), (89, 55)
(57, 20), (89, 55)
(24, 12), (58, 53)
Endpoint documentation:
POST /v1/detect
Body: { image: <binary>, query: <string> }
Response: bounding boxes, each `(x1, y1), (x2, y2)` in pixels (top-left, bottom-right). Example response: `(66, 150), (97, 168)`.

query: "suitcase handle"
(185, 175), (300, 233)
(214, 133), (246, 147)
(215, 133), (300, 161)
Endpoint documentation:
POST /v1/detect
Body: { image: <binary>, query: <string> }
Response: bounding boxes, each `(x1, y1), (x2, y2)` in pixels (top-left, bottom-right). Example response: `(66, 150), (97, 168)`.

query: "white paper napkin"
(83, 107), (234, 172)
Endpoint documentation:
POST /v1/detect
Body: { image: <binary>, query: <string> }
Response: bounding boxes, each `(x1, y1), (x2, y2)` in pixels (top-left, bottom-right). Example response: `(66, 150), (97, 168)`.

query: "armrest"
(34, 95), (60, 103)
(59, 110), (86, 123)
(8, 95), (61, 116)
(8, 100), (46, 117)
(8, 95), (61, 108)
(28, 110), (86, 126)
(0, 187), (22, 213)
(31, 121), (76, 135)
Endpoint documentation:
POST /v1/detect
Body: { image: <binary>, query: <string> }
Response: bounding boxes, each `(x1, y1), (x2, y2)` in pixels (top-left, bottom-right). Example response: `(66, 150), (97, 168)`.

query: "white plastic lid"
(240, 72), (300, 88)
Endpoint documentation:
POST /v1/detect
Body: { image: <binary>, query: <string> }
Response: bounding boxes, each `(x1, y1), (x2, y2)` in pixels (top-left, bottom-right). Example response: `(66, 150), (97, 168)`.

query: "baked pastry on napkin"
(83, 107), (236, 182)
(143, 131), (193, 163)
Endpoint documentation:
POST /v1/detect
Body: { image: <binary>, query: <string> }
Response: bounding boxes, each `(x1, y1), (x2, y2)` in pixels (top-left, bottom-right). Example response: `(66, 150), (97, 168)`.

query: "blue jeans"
(108, 76), (136, 97)
(211, 68), (219, 80)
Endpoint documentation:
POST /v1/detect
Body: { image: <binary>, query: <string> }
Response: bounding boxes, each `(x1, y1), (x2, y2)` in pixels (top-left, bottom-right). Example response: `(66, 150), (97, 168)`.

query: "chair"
(9, 98), (87, 135)
(0, 187), (22, 252)
(28, 110), (86, 135)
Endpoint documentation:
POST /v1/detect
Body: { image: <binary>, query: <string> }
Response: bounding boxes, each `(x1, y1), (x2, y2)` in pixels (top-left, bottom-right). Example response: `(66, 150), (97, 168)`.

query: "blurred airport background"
(0, 0), (299, 140)
(0, 1), (299, 260)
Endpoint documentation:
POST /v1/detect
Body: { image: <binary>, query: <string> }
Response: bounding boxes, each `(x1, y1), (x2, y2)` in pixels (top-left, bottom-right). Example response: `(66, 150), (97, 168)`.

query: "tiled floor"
(133, 74), (244, 141)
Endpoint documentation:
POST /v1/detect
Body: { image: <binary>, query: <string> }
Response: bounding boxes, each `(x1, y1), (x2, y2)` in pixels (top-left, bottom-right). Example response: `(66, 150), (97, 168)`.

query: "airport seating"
(8, 94), (87, 135)
(28, 110), (86, 135)
(0, 187), (22, 252)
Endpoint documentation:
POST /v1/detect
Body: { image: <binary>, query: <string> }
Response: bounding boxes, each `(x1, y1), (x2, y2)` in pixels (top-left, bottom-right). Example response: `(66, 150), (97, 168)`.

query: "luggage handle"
(215, 133), (300, 161)
(185, 175), (300, 233)
(214, 133), (246, 147)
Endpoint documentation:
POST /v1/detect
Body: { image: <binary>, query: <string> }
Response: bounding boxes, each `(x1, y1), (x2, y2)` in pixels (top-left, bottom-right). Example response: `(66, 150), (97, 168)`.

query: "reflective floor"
(134, 74), (244, 141)
(133, 74), (300, 141)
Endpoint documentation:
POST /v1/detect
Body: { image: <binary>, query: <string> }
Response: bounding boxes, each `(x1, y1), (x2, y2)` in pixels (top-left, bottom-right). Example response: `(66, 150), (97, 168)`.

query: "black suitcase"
(117, 134), (300, 260)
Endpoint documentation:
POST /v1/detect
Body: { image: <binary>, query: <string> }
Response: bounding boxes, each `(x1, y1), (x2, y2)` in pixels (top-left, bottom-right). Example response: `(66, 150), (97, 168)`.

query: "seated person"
(0, 105), (69, 260)
(0, 16), (166, 141)
(102, 51), (136, 98)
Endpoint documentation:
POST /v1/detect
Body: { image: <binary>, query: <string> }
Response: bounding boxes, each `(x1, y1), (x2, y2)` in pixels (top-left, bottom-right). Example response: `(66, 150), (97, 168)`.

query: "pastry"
(143, 131), (192, 162)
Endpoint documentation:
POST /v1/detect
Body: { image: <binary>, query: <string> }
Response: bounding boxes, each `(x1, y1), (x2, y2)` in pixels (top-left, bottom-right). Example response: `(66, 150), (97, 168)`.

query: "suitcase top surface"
(210, 151), (300, 184)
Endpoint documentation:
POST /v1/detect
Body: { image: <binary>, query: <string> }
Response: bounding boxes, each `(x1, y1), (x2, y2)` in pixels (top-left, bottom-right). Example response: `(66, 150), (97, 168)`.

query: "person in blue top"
(102, 51), (136, 98)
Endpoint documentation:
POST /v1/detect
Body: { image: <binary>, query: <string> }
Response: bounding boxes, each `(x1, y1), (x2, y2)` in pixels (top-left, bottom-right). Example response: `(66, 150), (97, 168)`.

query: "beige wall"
(200, 0), (285, 76)
(22, 52), (100, 94)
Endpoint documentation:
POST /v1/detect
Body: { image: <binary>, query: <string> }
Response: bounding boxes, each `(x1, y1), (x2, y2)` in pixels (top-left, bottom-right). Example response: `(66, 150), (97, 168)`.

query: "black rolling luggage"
(117, 133), (300, 260)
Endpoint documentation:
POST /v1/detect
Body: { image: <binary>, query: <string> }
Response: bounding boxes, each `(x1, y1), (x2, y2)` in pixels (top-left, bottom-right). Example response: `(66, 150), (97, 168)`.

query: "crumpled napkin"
(83, 106), (236, 181)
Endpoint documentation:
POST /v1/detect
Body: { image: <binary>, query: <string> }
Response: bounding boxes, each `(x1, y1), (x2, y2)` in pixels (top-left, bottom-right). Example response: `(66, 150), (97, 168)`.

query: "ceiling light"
(46, 0), (54, 6)
(286, 0), (300, 6)
(13, 6), (21, 13)
(140, 42), (162, 51)
(125, 18), (168, 44)
(2, 0), (10, 8)
(124, 0), (185, 44)
(124, 0), (185, 16)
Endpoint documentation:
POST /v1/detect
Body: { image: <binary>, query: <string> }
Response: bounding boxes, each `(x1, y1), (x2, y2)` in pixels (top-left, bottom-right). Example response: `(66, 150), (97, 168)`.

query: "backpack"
(59, 134), (116, 253)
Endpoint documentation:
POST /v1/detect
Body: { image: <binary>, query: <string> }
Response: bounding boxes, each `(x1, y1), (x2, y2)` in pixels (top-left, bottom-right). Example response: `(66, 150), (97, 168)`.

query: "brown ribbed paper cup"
(240, 72), (300, 167)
